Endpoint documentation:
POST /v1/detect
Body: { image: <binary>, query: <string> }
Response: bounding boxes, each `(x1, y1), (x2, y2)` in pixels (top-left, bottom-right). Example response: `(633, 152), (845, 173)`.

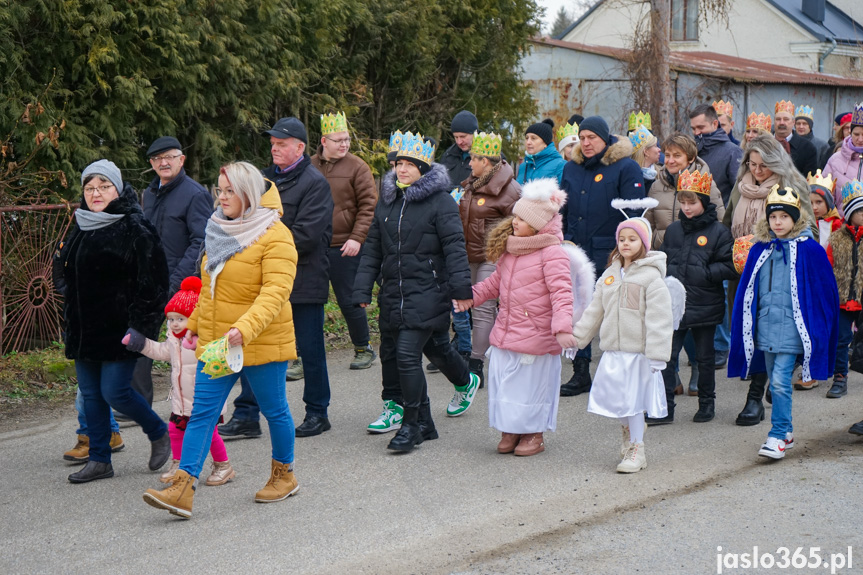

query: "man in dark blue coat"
(560, 116), (645, 397)
(690, 104), (743, 207)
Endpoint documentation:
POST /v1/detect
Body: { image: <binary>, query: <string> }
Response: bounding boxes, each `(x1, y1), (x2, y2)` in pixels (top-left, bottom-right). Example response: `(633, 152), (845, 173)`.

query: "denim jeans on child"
(75, 386), (120, 436)
(451, 310), (472, 354)
(764, 352), (795, 440)
(180, 361), (294, 479)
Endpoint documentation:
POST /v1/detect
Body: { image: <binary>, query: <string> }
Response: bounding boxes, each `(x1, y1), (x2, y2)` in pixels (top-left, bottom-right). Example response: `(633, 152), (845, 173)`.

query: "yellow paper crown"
(677, 169), (713, 196)
(470, 131), (502, 158)
(795, 105), (814, 120)
(712, 100), (733, 117)
(628, 111), (651, 131)
(321, 111), (348, 136)
(628, 125), (652, 151)
(746, 112), (772, 132)
(388, 130), (404, 154)
(557, 121), (579, 141)
(775, 100), (795, 116)
(807, 169), (835, 192)
(398, 131), (436, 166)
(767, 184), (801, 209)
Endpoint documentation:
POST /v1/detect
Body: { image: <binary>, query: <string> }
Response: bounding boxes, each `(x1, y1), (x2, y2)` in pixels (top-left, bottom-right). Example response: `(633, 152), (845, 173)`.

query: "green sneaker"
(367, 400), (403, 433)
(350, 346), (377, 370)
(285, 358), (304, 381)
(446, 373), (480, 417)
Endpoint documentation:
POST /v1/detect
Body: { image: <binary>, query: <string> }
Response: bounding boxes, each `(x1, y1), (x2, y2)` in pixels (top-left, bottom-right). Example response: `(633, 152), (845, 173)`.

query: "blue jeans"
(230, 372), (260, 423)
(75, 359), (167, 463)
(180, 361), (294, 479)
(764, 352), (795, 440)
(75, 387), (119, 435)
(834, 309), (855, 377)
(714, 281), (731, 353)
(452, 310), (472, 354)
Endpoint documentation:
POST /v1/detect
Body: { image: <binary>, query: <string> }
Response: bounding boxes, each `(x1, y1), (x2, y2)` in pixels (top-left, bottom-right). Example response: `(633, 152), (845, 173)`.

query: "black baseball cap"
(264, 117), (308, 144)
(147, 136), (183, 157)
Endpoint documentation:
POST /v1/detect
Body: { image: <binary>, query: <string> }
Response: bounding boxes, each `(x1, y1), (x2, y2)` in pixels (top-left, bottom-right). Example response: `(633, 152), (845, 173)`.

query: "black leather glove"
(124, 328), (146, 353)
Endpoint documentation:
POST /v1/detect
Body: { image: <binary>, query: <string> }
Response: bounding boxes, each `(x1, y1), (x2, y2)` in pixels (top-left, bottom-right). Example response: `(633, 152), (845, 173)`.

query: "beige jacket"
(573, 251), (673, 362)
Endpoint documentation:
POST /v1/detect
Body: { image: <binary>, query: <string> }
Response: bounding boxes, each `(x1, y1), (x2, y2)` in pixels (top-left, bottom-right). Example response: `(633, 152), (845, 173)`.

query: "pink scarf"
(506, 233), (560, 256)
(732, 172), (779, 238)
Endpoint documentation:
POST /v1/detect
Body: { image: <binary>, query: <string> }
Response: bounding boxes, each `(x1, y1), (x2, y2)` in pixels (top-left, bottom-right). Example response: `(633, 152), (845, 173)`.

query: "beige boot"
(109, 432), (125, 452)
(617, 442), (647, 473)
(255, 459), (299, 503)
(205, 460), (236, 486)
(63, 435), (89, 462)
(160, 459), (181, 483)
(143, 469), (195, 518)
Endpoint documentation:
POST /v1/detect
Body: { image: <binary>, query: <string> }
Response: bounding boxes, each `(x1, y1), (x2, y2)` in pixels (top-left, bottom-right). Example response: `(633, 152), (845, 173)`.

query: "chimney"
(802, 0), (825, 23)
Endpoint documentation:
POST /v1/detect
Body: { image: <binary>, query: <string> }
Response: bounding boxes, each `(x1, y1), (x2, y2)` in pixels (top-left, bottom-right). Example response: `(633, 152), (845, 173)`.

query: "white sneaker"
(617, 442), (647, 473)
(367, 400), (403, 433)
(758, 436), (786, 459)
(446, 373), (480, 417)
(784, 432), (794, 450)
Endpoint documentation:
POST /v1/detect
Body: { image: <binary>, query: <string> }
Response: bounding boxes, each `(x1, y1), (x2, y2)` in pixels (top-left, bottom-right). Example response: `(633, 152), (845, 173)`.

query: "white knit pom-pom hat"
(513, 178), (568, 231)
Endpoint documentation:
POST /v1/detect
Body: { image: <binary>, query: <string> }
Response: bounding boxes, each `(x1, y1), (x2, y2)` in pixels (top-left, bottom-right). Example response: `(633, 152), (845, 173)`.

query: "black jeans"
(130, 356), (154, 406)
(661, 325), (717, 412)
(379, 327), (470, 408)
(328, 246), (370, 348)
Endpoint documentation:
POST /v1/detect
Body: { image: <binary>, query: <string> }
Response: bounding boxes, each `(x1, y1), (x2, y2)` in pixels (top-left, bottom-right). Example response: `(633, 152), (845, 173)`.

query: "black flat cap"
(264, 117), (308, 144)
(147, 136), (183, 157)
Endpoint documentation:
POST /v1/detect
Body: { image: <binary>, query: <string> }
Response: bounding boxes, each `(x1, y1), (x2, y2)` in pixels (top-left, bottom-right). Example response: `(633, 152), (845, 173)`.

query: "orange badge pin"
(477, 198), (486, 206)
(697, 235), (708, 246)
(595, 174), (604, 182)
(604, 276), (614, 285)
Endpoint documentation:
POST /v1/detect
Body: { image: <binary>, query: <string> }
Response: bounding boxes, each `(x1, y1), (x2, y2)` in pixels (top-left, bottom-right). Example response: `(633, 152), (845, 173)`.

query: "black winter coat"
(141, 168), (213, 293)
(263, 155), (333, 304)
(439, 144), (471, 189)
(660, 203), (736, 329)
(788, 132), (819, 178)
(56, 184), (169, 362)
(353, 163), (472, 332)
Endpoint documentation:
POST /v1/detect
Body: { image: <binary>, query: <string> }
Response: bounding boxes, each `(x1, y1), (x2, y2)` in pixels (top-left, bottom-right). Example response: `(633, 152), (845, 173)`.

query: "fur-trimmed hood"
(753, 216), (811, 243)
(381, 163), (452, 206)
(571, 135), (634, 166)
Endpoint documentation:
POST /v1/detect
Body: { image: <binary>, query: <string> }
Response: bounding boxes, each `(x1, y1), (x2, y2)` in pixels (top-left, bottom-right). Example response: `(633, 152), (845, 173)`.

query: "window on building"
(671, 0), (699, 41)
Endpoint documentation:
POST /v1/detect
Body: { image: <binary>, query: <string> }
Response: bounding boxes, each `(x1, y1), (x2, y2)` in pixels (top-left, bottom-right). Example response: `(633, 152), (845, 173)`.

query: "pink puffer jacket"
(472, 220), (573, 356)
(824, 137), (863, 218)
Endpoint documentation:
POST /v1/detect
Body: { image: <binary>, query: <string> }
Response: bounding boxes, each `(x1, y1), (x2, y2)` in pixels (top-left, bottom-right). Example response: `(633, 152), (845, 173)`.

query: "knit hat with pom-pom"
(525, 119), (556, 146)
(513, 178), (568, 231)
(165, 276), (202, 318)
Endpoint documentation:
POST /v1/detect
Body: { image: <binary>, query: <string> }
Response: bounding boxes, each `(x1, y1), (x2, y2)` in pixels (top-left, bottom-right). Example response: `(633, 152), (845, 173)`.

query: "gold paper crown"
(557, 121), (579, 141)
(807, 169), (835, 192)
(767, 184), (801, 209)
(628, 125), (652, 151)
(775, 100), (795, 116)
(712, 100), (733, 117)
(677, 169), (713, 196)
(398, 131), (436, 166)
(628, 111), (651, 131)
(388, 131), (403, 154)
(795, 105), (814, 120)
(746, 112), (772, 132)
(841, 180), (863, 207)
(469, 131), (503, 158)
(852, 102), (863, 127)
(321, 111), (348, 136)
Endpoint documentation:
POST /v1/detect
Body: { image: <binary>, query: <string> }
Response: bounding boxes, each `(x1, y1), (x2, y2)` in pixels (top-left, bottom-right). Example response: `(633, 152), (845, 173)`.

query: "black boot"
(217, 417), (263, 438)
(735, 372), (766, 426)
(560, 357), (592, 396)
(693, 399), (715, 423)
(388, 408), (423, 452)
(68, 460), (114, 484)
(418, 401), (439, 441)
(149, 432), (171, 471)
(468, 357), (485, 389)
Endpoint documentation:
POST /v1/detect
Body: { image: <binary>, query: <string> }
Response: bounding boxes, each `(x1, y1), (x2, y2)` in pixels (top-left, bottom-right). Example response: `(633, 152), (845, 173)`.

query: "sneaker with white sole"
(367, 400), (403, 433)
(446, 373), (481, 417)
(784, 432), (794, 450)
(758, 436), (786, 459)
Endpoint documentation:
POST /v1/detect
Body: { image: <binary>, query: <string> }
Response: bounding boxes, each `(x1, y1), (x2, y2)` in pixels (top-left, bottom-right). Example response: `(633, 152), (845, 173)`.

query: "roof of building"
(533, 37), (863, 87)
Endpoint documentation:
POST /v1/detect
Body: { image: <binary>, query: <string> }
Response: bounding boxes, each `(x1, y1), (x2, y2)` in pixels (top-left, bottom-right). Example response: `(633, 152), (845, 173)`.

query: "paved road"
(3, 349), (862, 574)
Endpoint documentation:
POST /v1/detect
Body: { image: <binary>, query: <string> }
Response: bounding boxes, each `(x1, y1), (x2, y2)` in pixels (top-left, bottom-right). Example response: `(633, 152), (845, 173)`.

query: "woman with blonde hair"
(143, 161), (300, 519)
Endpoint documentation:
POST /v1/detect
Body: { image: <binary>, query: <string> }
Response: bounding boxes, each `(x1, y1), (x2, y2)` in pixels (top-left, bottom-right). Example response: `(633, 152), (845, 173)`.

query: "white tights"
(619, 414), (645, 444)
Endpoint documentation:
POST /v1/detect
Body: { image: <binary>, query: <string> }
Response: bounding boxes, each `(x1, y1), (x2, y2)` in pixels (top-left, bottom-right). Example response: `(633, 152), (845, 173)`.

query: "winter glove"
(648, 359), (667, 373)
(122, 328), (146, 353)
(182, 334), (198, 351)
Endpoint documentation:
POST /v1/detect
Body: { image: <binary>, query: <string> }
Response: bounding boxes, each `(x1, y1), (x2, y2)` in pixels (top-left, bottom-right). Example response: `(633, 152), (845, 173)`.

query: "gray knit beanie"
(81, 159), (123, 194)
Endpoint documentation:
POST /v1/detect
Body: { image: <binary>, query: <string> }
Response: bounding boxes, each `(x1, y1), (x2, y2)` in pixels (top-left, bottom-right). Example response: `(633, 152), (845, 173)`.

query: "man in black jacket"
(690, 104), (743, 206)
(218, 118), (335, 439)
(439, 110), (477, 188)
(774, 100), (818, 178)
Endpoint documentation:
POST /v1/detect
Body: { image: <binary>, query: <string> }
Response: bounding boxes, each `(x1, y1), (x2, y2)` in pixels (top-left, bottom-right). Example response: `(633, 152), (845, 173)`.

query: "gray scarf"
(74, 209), (124, 230)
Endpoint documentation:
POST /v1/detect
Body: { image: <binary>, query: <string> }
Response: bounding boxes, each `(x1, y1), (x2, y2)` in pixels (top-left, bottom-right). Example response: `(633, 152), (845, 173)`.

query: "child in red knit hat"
(123, 277), (234, 485)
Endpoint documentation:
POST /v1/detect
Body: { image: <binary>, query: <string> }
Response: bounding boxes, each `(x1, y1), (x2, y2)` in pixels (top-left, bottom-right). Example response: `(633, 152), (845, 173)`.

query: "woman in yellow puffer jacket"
(143, 161), (299, 519)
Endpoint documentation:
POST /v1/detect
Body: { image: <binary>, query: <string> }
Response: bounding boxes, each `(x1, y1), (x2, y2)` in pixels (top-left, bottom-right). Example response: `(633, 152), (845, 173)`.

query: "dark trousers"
(328, 246), (370, 348)
(379, 327), (470, 408)
(834, 309), (856, 377)
(130, 356), (154, 406)
(232, 302), (331, 420)
(661, 325), (717, 413)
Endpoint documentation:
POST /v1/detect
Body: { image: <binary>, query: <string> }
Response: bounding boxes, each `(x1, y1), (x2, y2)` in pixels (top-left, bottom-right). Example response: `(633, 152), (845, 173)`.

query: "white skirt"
(487, 346), (561, 433)
(587, 350), (667, 419)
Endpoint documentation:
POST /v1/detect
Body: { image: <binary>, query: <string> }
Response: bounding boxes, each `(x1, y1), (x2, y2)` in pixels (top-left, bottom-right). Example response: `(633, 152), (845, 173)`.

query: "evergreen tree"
(550, 6), (574, 37)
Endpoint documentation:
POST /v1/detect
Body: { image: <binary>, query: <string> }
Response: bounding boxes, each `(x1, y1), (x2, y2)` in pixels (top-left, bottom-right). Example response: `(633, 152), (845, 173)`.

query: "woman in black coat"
(57, 160), (171, 483)
(354, 134), (478, 453)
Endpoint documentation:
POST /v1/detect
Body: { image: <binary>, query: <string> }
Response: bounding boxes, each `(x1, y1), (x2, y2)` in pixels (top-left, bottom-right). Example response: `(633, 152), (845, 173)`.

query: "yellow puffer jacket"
(187, 182), (298, 366)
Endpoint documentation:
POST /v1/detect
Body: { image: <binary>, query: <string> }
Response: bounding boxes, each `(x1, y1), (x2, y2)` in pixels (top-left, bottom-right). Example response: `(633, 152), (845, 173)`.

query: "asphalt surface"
(3, 349), (862, 575)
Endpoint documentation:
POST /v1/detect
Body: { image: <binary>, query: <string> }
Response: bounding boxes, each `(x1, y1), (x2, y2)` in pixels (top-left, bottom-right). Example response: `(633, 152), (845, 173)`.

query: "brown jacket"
(458, 161), (522, 263)
(311, 147), (377, 246)
(645, 157), (726, 249)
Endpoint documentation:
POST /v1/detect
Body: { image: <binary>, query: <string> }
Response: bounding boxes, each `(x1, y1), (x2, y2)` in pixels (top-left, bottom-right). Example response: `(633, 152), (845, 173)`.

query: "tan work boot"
(63, 435), (89, 462)
(143, 469), (195, 518)
(160, 459), (181, 483)
(497, 432), (521, 454)
(205, 460), (236, 486)
(617, 442), (647, 473)
(255, 459), (299, 503)
(514, 433), (545, 456)
(794, 378), (819, 390)
(109, 432), (125, 452)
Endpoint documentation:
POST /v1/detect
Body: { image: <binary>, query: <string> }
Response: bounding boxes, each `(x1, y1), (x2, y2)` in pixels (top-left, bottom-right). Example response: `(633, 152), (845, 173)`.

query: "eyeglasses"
(748, 161), (769, 171)
(83, 184), (116, 195)
(149, 153), (183, 163)
(327, 137), (351, 145)
(213, 187), (235, 198)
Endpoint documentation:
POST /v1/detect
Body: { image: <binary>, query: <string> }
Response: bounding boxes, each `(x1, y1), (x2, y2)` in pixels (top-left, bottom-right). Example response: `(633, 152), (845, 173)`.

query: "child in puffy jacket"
(463, 179), (593, 457)
(123, 277), (234, 485)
